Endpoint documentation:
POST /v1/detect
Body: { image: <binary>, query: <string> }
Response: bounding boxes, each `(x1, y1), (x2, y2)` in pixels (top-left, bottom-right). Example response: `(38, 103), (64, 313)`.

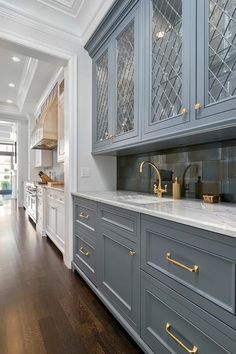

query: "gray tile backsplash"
(117, 140), (236, 202)
(45, 149), (64, 181)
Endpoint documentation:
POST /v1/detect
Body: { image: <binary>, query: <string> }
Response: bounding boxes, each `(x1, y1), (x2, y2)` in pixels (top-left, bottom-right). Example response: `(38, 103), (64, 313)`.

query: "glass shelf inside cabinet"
(151, 0), (183, 122)
(116, 20), (135, 136)
(208, 0), (236, 104)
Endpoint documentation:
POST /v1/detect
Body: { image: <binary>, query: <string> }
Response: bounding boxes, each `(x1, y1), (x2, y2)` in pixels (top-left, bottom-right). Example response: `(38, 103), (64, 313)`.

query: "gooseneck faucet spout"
(139, 161), (167, 198)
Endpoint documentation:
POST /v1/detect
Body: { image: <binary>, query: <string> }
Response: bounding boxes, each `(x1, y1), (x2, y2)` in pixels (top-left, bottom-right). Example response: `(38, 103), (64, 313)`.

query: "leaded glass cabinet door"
(93, 44), (112, 149)
(144, 0), (191, 138)
(196, 0), (236, 123)
(112, 8), (140, 144)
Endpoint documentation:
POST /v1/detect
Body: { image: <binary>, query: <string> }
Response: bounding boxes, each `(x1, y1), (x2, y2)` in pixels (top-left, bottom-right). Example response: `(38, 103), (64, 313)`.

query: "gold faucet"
(139, 161), (167, 198)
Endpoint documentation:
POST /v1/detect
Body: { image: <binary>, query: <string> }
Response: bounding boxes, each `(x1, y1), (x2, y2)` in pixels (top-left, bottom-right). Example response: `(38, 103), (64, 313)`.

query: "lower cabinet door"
(46, 201), (56, 239)
(141, 271), (233, 354)
(74, 234), (97, 286)
(98, 226), (140, 332)
(55, 203), (65, 252)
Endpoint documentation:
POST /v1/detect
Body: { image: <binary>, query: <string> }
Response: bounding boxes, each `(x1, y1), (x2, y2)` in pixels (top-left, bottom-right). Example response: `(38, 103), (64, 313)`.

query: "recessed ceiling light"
(8, 83), (15, 88)
(156, 31), (165, 38)
(12, 56), (21, 62)
(6, 99), (13, 104)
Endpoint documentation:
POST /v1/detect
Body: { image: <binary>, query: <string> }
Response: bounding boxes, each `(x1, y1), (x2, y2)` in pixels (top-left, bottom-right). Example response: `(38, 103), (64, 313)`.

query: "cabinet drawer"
(141, 216), (236, 313)
(74, 197), (97, 233)
(141, 271), (234, 354)
(74, 233), (96, 285)
(98, 203), (139, 243)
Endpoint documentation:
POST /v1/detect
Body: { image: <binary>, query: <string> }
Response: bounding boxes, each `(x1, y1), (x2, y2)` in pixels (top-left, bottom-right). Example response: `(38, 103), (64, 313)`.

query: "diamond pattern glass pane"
(116, 21), (135, 135)
(152, 0), (182, 122)
(208, 0), (236, 104)
(96, 50), (109, 142)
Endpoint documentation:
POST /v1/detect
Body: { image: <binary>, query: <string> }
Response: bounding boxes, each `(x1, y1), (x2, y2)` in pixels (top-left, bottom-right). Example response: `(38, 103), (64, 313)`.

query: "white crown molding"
(0, 102), (20, 115)
(17, 58), (39, 113)
(0, 1), (81, 53)
(37, 0), (85, 18)
(80, 0), (112, 44)
(34, 66), (64, 117)
(0, 104), (27, 122)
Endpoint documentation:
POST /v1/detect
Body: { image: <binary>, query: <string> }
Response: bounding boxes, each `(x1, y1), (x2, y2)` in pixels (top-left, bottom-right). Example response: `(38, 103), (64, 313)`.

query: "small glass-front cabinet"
(92, 6), (140, 151)
(196, 0), (236, 122)
(93, 45), (111, 148)
(144, 0), (191, 138)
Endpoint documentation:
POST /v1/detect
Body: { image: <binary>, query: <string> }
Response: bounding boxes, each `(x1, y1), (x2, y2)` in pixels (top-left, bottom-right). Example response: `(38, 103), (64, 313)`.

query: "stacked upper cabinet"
(92, 3), (141, 153)
(143, 0), (192, 140)
(196, 0), (236, 126)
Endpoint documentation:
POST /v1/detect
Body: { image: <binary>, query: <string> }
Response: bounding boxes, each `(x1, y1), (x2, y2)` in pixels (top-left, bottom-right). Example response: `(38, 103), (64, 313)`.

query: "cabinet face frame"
(196, 0), (236, 125)
(143, 0), (192, 139)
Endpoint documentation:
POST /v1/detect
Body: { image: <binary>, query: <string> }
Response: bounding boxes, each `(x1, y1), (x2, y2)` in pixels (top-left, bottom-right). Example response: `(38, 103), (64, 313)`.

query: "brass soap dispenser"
(172, 177), (181, 200)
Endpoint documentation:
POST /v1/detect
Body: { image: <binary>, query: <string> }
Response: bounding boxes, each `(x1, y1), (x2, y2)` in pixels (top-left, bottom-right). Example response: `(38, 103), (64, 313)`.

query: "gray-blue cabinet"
(97, 203), (140, 332)
(86, 0), (236, 155)
(92, 3), (141, 153)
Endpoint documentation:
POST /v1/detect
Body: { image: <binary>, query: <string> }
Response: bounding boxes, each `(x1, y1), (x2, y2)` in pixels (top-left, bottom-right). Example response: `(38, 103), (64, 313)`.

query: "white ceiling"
(0, 0), (116, 42)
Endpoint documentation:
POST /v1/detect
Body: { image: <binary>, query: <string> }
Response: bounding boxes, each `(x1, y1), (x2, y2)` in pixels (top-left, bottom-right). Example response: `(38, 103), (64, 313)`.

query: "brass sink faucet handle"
(139, 161), (167, 198)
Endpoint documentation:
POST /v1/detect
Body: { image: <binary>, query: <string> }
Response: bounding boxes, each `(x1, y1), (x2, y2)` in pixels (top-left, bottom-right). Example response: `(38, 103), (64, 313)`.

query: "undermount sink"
(114, 194), (172, 205)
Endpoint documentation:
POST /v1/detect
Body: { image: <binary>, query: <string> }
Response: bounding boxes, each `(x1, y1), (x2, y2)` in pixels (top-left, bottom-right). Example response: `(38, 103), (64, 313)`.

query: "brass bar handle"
(79, 246), (90, 257)
(79, 212), (89, 220)
(128, 250), (136, 256)
(166, 253), (199, 273)
(181, 108), (188, 115)
(166, 323), (198, 353)
(194, 103), (202, 111)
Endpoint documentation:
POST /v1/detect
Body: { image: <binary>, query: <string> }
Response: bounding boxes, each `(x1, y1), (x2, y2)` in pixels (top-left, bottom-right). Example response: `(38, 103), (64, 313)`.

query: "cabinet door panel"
(93, 45), (113, 149)
(98, 227), (140, 331)
(46, 202), (56, 238)
(196, 0), (236, 123)
(55, 204), (65, 250)
(144, 0), (191, 137)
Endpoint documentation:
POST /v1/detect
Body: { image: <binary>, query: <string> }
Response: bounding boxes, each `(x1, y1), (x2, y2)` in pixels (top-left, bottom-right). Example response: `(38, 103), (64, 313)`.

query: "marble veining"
(72, 190), (236, 238)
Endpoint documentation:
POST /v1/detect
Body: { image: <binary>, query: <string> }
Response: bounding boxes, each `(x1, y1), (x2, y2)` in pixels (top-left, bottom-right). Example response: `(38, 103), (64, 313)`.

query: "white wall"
(77, 46), (117, 192)
(17, 120), (28, 207)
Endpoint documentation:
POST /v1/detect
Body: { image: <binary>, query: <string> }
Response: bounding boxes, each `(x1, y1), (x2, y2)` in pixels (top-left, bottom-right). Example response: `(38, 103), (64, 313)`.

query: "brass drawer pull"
(79, 212), (89, 220)
(166, 323), (198, 354)
(166, 253), (199, 273)
(128, 250), (136, 256)
(79, 246), (90, 257)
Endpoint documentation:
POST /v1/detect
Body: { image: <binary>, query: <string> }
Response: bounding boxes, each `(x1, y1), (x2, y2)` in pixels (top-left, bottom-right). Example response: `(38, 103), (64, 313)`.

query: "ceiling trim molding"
(37, 0), (85, 18)
(0, 1), (81, 48)
(34, 66), (64, 117)
(0, 102), (20, 115)
(17, 58), (39, 113)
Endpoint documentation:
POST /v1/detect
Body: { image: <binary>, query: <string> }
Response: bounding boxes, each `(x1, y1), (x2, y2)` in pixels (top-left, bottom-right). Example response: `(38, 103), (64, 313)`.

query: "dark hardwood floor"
(0, 200), (143, 354)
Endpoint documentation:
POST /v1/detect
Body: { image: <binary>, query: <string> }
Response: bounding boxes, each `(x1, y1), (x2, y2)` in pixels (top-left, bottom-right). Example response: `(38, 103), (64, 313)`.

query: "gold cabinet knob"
(79, 246), (90, 257)
(128, 250), (136, 256)
(181, 108), (188, 115)
(194, 103), (202, 111)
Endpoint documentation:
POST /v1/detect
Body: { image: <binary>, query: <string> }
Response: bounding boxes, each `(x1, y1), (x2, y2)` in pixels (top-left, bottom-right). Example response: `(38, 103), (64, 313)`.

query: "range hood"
(31, 86), (58, 150)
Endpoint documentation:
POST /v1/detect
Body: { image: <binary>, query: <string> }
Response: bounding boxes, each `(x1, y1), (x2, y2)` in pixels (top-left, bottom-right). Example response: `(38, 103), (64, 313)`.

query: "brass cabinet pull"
(79, 212), (89, 220)
(128, 250), (136, 256)
(166, 323), (198, 354)
(79, 246), (90, 257)
(181, 108), (188, 115)
(194, 103), (202, 111)
(166, 253), (199, 273)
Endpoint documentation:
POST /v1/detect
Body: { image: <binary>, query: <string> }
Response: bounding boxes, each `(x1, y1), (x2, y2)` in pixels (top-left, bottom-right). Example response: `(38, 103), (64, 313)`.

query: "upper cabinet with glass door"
(91, 2), (140, 153)
(143, 0), (192, 139)
(196, 0), (236, 125)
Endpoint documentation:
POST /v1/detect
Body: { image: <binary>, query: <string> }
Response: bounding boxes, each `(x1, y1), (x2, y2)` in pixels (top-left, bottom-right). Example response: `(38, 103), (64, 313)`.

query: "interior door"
(196, 0), (236, 123)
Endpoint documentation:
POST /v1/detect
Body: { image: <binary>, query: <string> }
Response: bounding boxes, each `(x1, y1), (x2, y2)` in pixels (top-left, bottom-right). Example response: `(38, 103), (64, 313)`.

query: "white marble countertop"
(38, 185), (64, 192)
(72, 190), (236, 238)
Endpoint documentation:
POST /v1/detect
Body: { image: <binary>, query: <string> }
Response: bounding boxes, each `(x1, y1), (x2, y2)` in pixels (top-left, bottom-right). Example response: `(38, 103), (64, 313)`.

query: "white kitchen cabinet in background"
(35, 149), (52, 168)
(45, 188), (65, 253)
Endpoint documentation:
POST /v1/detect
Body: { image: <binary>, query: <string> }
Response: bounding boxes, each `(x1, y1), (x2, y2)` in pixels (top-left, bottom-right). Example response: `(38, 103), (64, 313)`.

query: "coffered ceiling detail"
(37, 0), (84, 17)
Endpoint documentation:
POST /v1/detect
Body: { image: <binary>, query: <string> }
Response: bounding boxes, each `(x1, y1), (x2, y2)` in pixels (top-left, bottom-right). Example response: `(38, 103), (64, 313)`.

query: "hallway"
(0, 202), (142, 354)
